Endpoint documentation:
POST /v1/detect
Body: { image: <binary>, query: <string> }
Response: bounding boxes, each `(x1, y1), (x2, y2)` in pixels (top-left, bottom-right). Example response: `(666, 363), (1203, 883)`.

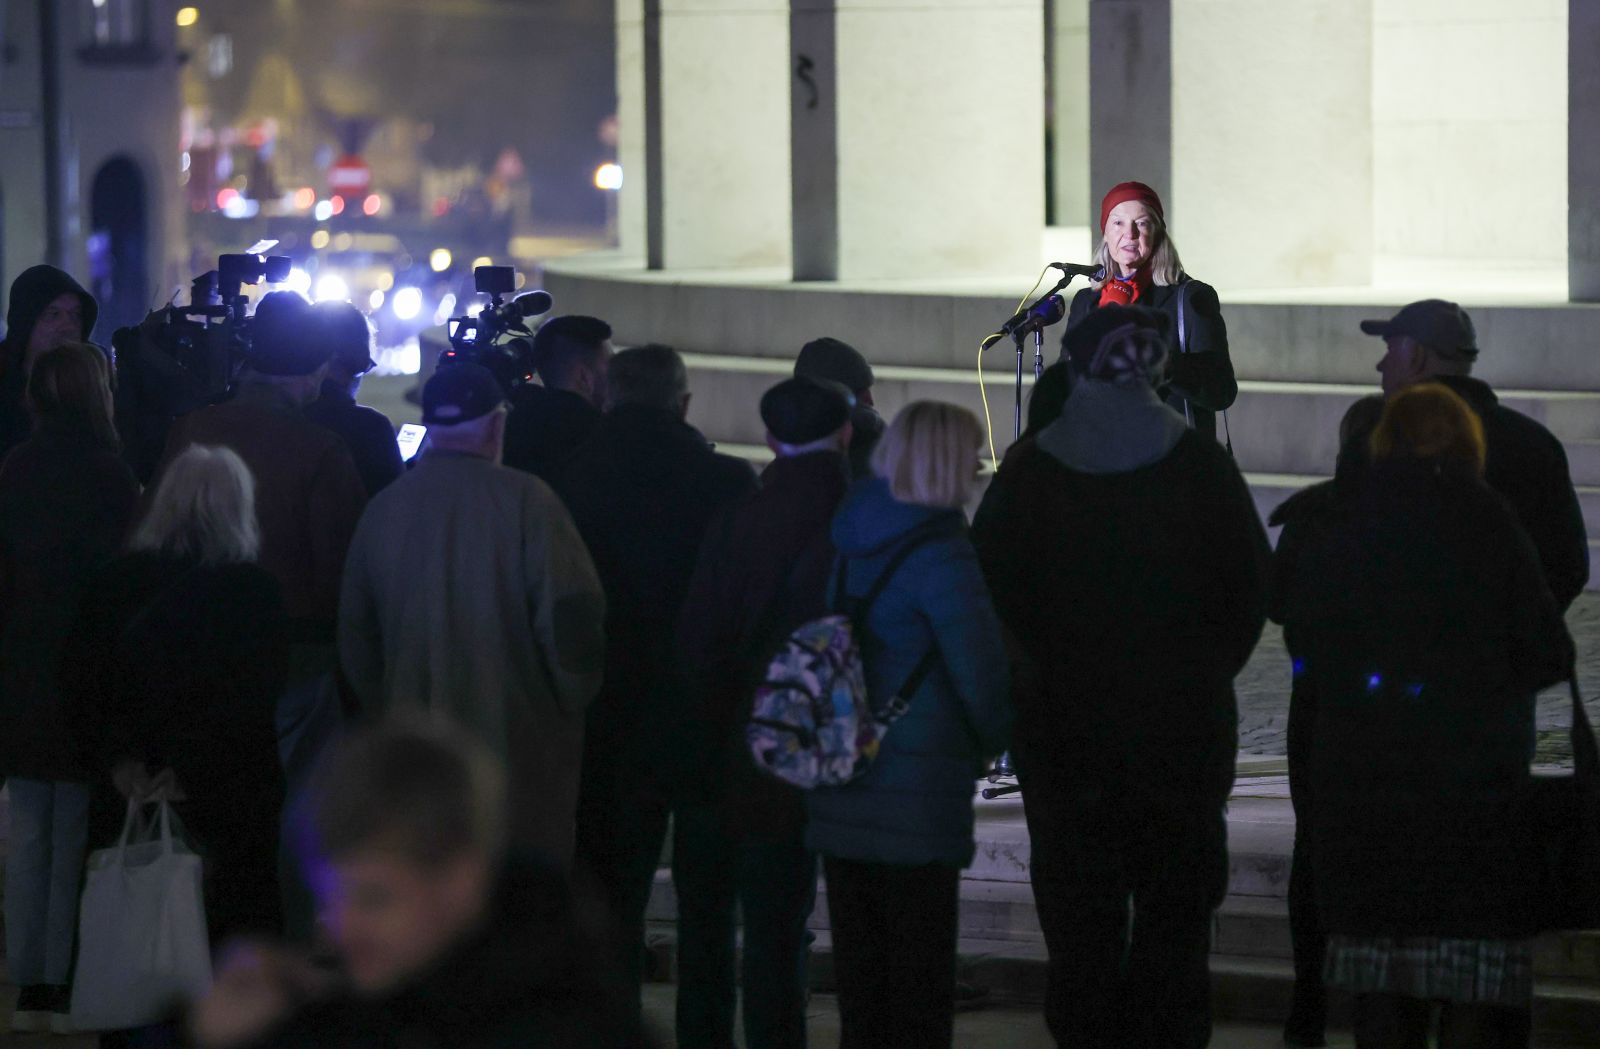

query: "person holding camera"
(305, 301), (404, 497)
(338, 363), (607, 864)
(502, 315), (615, 484)
(150, 290), (367, 936)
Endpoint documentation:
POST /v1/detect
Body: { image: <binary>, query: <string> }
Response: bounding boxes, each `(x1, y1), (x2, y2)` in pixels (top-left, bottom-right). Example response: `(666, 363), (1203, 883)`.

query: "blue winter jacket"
(805, 478), (1013, 868)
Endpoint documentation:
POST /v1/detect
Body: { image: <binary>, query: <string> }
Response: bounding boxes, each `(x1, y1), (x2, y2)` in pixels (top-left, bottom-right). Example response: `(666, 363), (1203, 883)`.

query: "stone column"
(616, 0), (648, 258)
(1050, 0), (1091, 230)
(1571, 0), (1600, 300)
(790, 0), (1045, 282)
(1087, 0), (1171, 233)
(1170, 0), (1372, 289)
(643, 0), (792, 272)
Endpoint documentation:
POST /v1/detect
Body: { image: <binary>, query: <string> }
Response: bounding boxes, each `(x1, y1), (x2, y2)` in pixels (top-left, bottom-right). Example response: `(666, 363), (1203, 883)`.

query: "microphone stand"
(987, 279), (1071, 801)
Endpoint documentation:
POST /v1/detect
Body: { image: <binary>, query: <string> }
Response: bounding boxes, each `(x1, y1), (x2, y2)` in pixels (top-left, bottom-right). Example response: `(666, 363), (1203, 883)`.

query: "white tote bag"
(70, 800), (212, 1030)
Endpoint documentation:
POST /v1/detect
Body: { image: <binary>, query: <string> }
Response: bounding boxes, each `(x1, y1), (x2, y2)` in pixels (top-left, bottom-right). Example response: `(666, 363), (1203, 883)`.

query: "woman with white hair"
(1064, 181), (1238, 444)
(64, 444), (290, 946)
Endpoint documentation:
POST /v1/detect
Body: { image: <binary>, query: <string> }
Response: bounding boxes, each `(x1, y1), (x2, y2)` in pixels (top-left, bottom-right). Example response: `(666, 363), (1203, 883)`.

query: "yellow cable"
(977, 266), (1053, 470)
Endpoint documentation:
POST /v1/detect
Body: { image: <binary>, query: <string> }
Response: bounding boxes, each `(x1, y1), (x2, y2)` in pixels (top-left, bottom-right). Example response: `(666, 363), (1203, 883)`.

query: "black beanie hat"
(761, 376), (853, 445)
(795, 337), (873, 395)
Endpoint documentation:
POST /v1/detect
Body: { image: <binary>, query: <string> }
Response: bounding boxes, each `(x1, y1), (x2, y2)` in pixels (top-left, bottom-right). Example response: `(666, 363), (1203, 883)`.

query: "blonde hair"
(1091, 209), (1186, 288)
(27, 342), (117, 450)
(871, 401), (984, 509)
(1368, 383), (1486, 476)
(130, 445), (262, 563)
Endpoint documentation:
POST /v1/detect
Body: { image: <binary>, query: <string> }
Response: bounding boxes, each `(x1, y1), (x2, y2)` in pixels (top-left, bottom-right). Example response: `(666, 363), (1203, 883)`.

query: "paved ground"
(1235, 593), (1600, 761)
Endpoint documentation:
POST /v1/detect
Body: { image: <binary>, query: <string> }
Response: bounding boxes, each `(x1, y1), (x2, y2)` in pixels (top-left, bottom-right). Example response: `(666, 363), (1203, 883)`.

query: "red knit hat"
(1099, 181), (1165, 232)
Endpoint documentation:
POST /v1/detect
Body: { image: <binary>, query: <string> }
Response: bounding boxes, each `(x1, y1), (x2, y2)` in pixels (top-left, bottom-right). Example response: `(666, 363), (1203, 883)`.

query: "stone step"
(639, 922), (1600, 1044)
(682, 352), (1600, 485)
(546, 256), (1600, 393)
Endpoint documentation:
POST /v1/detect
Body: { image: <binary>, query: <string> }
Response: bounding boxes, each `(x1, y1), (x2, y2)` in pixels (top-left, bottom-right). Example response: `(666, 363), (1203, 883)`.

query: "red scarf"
(1099, 266), (1151, 308)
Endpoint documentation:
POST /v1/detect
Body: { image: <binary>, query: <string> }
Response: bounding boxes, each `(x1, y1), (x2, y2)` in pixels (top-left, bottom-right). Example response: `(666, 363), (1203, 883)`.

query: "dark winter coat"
(972, 429), (1269, 811)
(676, 450), (852, 840)
(0, 427), (138, 781)
(804, 479), (1013, 868)
(503, 384), (603, 485)
(253, 855), (656, 1049)
(1432, 374), (1590, 611)
(304, 381), (404, 497)
(157, 382), (368, 642)
(1271, 459), (1573, 939)
(553, 404), (757, 798)
(63, 552), (289, 942)
(1065, 277), (1237, 443)
(0, 266), (99, 464)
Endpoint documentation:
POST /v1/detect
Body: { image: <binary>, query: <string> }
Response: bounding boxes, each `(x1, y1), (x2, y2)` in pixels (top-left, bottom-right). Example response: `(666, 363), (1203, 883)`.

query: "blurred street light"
(430, 248), (452, 273)
(594, 163), (624, 191)
(176, 7), (199, 28)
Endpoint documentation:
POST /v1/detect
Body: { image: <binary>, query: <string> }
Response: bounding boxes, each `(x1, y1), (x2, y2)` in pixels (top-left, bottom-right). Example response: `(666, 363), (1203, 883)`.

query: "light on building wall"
(430, 248), (452, 273)
(176, 7), (200, 27)
(594, 163), (623, 191)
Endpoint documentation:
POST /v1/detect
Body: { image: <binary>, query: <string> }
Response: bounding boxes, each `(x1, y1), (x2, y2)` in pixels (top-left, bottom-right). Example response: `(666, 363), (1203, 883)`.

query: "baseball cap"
(422, 363), (506, 426)
(795, 337), (874, 395)
(760, 376), (854, 445)
(1359, 299), (1478, 360)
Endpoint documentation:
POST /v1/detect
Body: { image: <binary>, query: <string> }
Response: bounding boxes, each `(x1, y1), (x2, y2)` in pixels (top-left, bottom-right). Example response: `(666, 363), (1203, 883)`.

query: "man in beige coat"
(338, 364), (606, 864)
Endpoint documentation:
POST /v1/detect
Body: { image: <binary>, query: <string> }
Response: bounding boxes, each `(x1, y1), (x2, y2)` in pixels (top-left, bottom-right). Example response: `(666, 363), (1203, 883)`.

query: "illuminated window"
(78, 0), (156, 64)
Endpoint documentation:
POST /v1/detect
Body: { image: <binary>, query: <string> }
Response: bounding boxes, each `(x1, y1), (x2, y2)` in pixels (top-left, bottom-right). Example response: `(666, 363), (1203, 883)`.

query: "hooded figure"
(0, 267), (99, 465)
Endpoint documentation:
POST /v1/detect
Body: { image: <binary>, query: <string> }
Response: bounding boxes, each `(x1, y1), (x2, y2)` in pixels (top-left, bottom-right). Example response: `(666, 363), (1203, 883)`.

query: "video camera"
(438, 265), (553, 394)
(112, 243), (293, 480)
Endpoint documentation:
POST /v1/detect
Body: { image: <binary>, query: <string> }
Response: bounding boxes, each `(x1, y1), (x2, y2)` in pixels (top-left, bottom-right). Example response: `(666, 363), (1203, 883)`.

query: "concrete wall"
(0, 1), (184, 329)
(1171, 0), (1373, 290)
(1373, 0), (1566, 273)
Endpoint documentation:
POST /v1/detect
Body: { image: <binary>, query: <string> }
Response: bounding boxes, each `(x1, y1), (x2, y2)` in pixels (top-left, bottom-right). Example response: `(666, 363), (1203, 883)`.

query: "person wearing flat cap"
(672, 374), (854, 1048)
(972, 302), (1269, 1049)
(338, 361), (607, 863)
(1362, 298), (1588, 611)
(1064, 182), (1238, 444)
(795, 336), (885, 479)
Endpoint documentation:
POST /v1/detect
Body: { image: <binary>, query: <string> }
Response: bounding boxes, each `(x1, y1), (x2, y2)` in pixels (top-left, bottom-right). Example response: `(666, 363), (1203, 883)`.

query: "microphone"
(1049, 262), (1103, 278)
(994, 293), (1066, 341)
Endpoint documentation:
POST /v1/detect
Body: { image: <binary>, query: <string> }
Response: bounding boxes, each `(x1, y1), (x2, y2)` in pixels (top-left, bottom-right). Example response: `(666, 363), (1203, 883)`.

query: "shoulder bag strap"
(851, 519), (959, 721)
(1177, 279), (1236, 457)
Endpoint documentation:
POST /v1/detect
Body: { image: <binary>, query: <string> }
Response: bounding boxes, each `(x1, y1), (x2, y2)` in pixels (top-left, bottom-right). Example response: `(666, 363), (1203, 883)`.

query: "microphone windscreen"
(513, 290), (554, 317)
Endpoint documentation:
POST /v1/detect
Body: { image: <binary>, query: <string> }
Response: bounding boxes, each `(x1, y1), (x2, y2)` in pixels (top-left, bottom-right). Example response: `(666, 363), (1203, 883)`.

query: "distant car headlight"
(392, 286), (424, 321)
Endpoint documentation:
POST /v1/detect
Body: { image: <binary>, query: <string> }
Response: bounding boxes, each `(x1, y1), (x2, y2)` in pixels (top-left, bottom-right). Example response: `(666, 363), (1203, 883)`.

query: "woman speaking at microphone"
(1065, 181), (1237, 442)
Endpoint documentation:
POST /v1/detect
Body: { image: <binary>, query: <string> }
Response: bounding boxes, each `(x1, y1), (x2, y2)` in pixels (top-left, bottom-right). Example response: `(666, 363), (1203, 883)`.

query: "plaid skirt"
(1325, 935), (1534, 1006)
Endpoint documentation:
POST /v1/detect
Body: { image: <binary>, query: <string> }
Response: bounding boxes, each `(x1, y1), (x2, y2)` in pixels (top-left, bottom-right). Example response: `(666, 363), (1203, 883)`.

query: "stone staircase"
(643, 765), (1600, 1043)
(679, 353), (1600, 583)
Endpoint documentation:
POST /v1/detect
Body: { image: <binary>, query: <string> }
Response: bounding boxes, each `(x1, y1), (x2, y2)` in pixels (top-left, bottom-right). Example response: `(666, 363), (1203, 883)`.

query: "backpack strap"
(847, 518), (957, 620)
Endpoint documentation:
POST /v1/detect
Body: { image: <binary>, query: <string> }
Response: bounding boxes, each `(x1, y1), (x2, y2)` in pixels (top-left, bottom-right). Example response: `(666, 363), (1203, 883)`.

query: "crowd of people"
(0, 174), (1587, 1049)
